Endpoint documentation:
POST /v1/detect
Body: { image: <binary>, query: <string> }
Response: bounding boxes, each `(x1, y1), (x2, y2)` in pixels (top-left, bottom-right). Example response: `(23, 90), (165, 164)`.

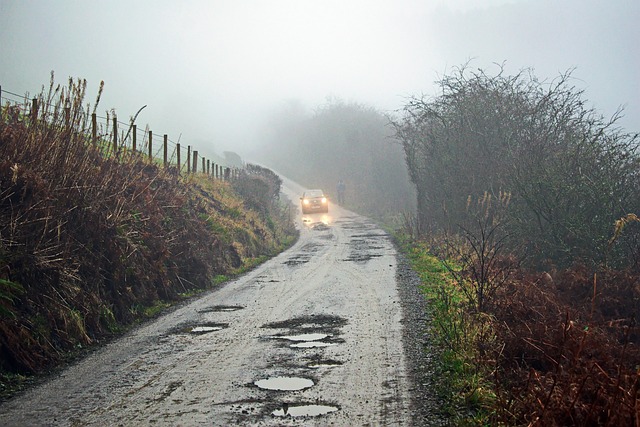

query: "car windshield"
(305, 190), (324, 198)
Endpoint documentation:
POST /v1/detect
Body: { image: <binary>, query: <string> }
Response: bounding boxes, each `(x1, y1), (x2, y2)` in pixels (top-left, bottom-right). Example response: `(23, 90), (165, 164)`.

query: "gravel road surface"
(0, 178), (445, 426)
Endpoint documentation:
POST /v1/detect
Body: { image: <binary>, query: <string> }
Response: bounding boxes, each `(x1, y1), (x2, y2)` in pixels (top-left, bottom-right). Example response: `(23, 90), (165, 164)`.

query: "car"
(300, 189), (329, 214)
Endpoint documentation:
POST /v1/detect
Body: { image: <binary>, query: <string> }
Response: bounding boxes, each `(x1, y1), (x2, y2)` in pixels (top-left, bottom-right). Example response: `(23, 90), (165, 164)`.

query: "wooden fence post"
(163, 134), (168, 168)
(132, 125), (137, 152)
(176, 143), (181, 174)
(92, 113), (97, 145)
(31, 98), (38, 123)
(148, 130), (153, 160)
(207, 159), (210, 176)
(64, 105), (70, 129)
(112, 116), (118, 154)
(202, 157), (205, 175)
(193, 151), (198, 173)
(187, 146), (191, 173)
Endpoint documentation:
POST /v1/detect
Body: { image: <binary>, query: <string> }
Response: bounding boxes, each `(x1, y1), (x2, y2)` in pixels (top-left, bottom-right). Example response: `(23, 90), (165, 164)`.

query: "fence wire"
(1, 84), (239, 179)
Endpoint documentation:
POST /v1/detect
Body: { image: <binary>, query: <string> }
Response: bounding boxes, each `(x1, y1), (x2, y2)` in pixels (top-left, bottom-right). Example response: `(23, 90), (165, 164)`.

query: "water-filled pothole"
(254, 377), (314, 391)
(184, 322), (228, 334)
(290, 341), (336, 348)
(283, 257), (310, 266)
(272, 404), (339, 417)
(191, 325), (223, 333)
(278, 333), (329, 342)
(262, 314), (347, 331)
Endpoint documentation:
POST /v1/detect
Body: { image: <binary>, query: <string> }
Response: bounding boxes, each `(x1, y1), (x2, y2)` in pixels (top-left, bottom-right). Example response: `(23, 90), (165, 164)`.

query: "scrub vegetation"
(0, 78), (296, 397)
(394, 64), (640, 425)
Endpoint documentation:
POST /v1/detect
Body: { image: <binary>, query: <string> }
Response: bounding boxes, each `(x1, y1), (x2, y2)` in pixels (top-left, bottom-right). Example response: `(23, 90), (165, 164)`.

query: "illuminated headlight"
(321, 197), (327, 203)
(303, 199), (310, 205)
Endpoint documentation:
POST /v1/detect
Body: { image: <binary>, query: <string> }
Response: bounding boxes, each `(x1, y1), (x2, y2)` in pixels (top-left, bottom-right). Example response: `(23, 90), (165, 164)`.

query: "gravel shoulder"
(395, 250), (449, 426)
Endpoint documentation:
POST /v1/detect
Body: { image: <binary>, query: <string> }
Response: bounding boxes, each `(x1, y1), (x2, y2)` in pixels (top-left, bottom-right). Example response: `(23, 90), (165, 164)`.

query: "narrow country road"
(0, 178), (420, 426)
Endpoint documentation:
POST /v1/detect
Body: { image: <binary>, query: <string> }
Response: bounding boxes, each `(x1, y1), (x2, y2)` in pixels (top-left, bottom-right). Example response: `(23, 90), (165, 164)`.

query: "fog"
(1, 0), (638, 160)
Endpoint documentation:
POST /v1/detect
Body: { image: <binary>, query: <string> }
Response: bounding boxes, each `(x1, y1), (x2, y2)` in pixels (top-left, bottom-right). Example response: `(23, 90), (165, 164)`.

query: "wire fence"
(0, 84), (240, 180)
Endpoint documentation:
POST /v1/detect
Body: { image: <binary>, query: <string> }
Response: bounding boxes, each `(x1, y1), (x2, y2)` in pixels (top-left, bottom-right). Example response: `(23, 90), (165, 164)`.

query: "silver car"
(300, 189), (329, 214)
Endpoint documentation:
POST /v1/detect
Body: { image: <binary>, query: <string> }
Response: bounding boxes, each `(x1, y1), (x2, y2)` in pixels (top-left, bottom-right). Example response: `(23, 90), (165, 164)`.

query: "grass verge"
(401, 237), (498, 425)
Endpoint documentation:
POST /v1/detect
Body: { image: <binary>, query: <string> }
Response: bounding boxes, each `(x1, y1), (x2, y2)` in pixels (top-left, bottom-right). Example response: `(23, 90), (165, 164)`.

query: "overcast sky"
(1, 0), (638, 158)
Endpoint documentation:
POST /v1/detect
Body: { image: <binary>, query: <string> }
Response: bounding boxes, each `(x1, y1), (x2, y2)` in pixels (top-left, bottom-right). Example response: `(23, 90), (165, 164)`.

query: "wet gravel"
(395, 250), (450, 426)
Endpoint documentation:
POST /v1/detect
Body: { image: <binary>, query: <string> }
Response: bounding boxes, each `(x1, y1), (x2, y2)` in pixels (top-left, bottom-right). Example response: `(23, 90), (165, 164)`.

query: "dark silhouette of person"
(336, 179), (346, 204)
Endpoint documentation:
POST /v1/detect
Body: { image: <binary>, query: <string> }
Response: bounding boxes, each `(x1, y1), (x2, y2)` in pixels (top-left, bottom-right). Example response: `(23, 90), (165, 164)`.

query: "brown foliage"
(0, 94), (294, 377)
(491, 266), (639, 425)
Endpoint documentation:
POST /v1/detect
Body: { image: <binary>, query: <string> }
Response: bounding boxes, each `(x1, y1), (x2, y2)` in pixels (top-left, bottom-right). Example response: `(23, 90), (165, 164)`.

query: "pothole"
(262, 314), (347, 332)
(283, 256), (310, 266)
(272, 404), (339, 417)
(170, 322), (229, 335)
(254, 377), (314, 391)
(343, 254), (383, 262)
(308, 360), (342, 368)
(278, 333), (329, 342)
(190, 323), (227, 334)
(197, 305), (244, 313)
(290, 341), (336, 348)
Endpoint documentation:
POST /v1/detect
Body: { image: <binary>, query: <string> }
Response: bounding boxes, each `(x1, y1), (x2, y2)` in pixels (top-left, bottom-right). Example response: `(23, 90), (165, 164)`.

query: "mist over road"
(0, 178), (415, 426)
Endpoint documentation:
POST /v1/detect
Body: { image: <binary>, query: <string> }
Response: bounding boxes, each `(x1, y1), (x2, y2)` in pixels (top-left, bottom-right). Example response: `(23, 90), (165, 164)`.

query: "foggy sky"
(1, 0), (638, 159)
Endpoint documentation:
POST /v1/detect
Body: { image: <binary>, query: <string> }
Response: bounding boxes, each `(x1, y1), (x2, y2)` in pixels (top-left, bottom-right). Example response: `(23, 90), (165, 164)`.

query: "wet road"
(0, 178), (411, 426)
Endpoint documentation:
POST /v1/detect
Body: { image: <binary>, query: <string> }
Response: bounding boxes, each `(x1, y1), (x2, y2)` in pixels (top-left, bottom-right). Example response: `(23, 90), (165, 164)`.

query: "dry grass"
(409, 233), (639, 425)
(486, 265), (639, 426)
(0, 78), (296, 387)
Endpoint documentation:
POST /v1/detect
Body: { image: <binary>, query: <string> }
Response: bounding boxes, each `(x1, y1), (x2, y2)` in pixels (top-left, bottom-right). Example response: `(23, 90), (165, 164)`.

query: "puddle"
(272, 404), (339, 417)
(279, 333), (329, 342)
(254, 377), (314, 391)
(290, 341), (336, 348)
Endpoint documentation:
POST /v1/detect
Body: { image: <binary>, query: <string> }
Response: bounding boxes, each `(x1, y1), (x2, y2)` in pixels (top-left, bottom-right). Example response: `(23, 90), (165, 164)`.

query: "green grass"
(401, 238), (497, 425)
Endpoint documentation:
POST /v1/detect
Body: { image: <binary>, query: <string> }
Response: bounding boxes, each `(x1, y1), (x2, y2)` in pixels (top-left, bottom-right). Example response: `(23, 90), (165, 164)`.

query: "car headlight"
(303, 199), (309, 205)
(321, 197), (327, 203)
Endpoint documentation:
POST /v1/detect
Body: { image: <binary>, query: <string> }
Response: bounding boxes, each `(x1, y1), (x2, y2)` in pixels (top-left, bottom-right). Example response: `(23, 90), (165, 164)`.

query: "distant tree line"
(258, 99), (414, 222)
(391, 64), (640, 269)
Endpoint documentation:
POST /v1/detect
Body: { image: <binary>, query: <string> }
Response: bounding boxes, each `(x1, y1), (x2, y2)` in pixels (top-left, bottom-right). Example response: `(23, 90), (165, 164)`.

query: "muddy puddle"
(272, 403), (339, 417)
(254, 377), (314, 391)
